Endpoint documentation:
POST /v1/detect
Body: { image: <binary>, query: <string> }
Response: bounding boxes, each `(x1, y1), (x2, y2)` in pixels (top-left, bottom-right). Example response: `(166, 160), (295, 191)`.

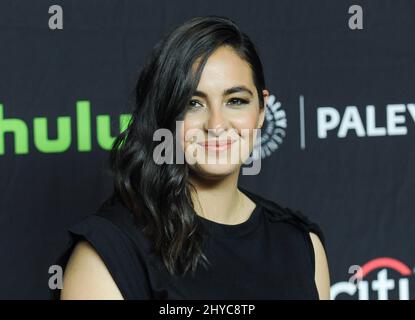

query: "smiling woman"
(52, 15), (330, 300)
(180, 45), (266, 175)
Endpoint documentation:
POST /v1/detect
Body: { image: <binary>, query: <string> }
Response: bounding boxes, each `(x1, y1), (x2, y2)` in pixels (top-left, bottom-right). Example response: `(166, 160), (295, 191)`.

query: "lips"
(197, 139), (236, 151)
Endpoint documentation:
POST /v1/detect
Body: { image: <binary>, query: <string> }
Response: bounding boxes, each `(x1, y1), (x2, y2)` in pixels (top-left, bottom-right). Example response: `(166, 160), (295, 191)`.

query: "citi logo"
(331, 257), (414, 300)
(0, 101), (131, 155)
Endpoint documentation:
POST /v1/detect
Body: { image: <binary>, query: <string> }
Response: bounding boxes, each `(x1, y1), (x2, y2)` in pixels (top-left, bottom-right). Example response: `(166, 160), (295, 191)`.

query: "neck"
(189, 169), (251, 224)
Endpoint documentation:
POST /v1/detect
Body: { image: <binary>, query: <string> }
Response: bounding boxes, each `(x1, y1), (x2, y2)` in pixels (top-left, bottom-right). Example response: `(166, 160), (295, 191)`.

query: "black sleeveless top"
(51, 187), (326, 300)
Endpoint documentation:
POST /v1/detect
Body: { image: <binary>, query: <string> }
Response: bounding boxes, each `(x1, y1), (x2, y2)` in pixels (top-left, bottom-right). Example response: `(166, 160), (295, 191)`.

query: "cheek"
(182, 117), (193, 137)
(182, 113), (203, 132)
(180, 116), (203, 148)
(232, 110), (259, 138)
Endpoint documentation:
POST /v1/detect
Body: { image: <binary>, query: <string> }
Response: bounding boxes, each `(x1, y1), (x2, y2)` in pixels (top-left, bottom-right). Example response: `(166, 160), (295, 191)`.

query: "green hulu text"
(0, 101), (131, 155)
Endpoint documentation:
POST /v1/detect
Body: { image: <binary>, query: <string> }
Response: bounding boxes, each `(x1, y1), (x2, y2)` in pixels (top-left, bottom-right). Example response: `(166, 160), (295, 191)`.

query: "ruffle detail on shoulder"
(50, 213), (152, 300)
(266, 206), (326, 250)
(239, 187), (326, 250)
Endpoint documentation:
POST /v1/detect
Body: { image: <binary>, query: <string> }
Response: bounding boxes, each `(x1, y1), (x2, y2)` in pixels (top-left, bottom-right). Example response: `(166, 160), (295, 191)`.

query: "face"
(179, 45), (269, 179)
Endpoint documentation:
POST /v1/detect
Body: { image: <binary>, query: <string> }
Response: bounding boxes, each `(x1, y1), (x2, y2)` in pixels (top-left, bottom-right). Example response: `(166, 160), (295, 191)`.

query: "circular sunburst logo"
(252, 94), (287, 160)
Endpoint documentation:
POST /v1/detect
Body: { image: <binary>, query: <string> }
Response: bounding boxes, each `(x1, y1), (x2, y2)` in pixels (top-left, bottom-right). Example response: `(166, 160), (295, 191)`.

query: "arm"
(309, 232), (331, 300)
(60, 240), (124, 300)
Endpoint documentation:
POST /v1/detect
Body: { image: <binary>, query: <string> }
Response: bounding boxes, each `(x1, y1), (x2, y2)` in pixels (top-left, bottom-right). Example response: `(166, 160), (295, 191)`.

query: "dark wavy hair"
(109, 15), (267, 277)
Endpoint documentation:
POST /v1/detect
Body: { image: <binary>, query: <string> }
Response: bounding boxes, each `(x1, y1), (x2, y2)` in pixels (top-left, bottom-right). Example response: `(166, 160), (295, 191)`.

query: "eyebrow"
(193, 86), (254, 99)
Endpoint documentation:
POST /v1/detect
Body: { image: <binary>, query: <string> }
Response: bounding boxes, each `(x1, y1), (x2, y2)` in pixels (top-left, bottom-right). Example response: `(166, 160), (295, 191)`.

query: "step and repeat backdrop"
(0, 0), (414, 299)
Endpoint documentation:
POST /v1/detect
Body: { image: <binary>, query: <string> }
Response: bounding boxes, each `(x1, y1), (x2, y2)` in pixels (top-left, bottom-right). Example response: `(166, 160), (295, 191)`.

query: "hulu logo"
(0, 101), (131, 155)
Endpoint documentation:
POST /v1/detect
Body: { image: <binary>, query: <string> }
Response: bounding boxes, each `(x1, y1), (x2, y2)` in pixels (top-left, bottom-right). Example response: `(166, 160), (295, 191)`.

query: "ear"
(258, 89), (269, 129)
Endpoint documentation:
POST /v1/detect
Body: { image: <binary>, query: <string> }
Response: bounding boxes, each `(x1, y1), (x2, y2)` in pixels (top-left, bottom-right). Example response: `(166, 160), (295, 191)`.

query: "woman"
(53, 15), (330, 300)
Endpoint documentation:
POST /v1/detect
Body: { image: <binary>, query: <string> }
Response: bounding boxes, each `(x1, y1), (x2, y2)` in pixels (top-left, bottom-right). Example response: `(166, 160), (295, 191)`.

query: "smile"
(197, 139), (236, 151)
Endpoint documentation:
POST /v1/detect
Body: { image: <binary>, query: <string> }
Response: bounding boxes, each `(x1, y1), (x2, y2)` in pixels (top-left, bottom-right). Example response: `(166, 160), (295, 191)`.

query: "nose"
(203, 107), (229, 136)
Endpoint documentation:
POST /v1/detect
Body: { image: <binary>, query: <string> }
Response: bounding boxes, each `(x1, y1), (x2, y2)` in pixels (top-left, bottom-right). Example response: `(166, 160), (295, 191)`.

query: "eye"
(227, 98), (250, 106)
(187, 100), (204, 110)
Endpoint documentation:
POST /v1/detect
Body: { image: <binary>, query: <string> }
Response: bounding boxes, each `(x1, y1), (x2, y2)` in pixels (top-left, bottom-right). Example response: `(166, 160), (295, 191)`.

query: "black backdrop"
(1, 0), (414, 299)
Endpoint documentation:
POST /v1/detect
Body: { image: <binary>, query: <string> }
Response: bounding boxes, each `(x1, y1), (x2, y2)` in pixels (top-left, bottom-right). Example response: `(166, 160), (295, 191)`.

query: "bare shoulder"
(60, 240), (124, 300)
(309, 232), (331, 300)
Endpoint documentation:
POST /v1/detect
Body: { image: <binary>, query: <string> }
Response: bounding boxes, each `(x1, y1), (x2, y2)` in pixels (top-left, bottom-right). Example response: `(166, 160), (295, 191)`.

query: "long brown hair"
(109, 15), (267, 276)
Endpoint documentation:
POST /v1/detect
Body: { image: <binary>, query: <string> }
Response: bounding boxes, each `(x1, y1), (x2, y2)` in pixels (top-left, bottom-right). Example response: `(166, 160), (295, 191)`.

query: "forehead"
(195, 46), (255, 92)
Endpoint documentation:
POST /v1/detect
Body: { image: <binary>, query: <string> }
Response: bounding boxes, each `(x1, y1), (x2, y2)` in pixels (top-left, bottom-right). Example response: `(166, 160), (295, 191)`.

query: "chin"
(184, 140), (253, 178)
(190, 162), (241, 179)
